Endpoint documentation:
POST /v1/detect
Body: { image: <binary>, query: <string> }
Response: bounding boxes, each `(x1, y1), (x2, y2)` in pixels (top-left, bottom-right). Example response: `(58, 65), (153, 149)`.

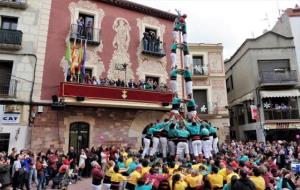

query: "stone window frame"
(190, 52), (208, 75)
(192, 86), (212, 112)
(140, 23), (163, 42)
(72, 8), (101, 42)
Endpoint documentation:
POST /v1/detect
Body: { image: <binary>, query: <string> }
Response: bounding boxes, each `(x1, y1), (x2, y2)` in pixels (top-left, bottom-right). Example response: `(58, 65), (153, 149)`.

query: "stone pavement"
(45, 178), (92, 190)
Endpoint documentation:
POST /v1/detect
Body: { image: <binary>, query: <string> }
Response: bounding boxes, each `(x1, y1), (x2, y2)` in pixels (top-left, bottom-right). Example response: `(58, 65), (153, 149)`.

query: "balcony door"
(0, 61), (12, 96)
(1, 16), (18, 30)
(0, 133), (10, 152)
(69, 122), (89, 152)
(193, 89), (208, 114)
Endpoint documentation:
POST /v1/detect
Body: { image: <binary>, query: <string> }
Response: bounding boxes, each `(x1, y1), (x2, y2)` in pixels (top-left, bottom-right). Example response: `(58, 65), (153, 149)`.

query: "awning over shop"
(230, 92), (254, 107)
(260, 89), (300, 98)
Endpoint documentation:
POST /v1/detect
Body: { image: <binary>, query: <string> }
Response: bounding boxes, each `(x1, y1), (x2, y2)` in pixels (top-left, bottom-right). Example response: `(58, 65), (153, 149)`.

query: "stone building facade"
(0, 0), (52, 152)
(30, 0), (176, 152)
(188, 43), (230, 143)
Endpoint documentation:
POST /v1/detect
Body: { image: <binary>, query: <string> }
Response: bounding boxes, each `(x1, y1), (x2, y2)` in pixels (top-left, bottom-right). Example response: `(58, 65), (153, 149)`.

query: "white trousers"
(170, 80), (178, 94)
(171, 53), (177, 68)
(192, 140), (202, 157)
(209, 136), (213, 152)
(150, 137), (159, 156)
(159, 137), (168, 158)
(189, 140), (193, 155)
(213, 137), (219, 154)
(184, 55), (190, 68)
(202, 140), (212, 159)
(187, 111), (197, 120)
(172, 31), (178, 41)
(168, 140), (176, 156)
(185, 81), (193, 96)
(183, 33), (187, 43)
(92, 184), (101, 190)
(101, 183), (110, 190)
(142, 138), (150, 158)
(177, 142), (189, 159)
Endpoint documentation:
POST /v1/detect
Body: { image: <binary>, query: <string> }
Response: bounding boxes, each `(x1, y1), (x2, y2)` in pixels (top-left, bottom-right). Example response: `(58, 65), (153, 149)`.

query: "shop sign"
(1, 113), (20, 124)
(264, 122), (300, 129)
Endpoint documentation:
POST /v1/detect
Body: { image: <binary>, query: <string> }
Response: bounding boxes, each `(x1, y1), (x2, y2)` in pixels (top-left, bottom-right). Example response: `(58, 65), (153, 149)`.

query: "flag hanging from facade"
(70, 39), (77, 75)
(64, 40), (72, 79)
(77, 39), (83, 76)
(81, 40), (87, 78)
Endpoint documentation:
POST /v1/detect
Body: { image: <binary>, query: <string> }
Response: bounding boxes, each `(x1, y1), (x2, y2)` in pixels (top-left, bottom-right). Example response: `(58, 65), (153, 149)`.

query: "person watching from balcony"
(154, 37), (161, 53)
(77, 17), (84, 38)
(86, 21), (93, 40)
(128, 79), (136, 88)
(91, 76), (98, 85)
(116, 78), (122, 87)
(145, 79), (154, 90)
(143, 32), (149, 51)
(84, 74), (92, 84)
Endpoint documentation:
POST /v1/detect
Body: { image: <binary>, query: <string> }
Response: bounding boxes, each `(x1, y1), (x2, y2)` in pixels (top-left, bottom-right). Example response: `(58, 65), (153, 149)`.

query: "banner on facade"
(1, 113), (20, 124)
(250, 105), (259, 121)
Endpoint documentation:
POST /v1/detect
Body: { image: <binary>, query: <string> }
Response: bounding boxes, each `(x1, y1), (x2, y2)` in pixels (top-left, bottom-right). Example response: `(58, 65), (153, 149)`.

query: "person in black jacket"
(231, 169), (256, 190)
(0, 157), (11, 190)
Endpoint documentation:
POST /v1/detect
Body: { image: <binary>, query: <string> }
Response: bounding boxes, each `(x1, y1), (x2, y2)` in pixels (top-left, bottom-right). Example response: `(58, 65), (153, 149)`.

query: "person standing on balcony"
(169, 68), (179, 94)
(77, 17), (84, 37)
(142, 32), (149, 51)
(86, 21), (93, 41)
(154, 37), (161, 53)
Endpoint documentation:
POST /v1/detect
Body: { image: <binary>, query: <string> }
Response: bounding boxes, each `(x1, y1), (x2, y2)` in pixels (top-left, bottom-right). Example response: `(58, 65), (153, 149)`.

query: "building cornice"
(96, 0), (177, 21)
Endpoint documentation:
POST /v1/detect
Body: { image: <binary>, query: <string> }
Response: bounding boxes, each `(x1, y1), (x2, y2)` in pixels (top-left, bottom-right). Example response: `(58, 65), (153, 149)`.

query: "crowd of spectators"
(1, 140), (300, 189)
(67, 74), (169, 92)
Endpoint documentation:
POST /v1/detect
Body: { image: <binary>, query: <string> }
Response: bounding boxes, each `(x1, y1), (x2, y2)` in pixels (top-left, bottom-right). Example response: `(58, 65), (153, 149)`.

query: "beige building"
(225, 31), (299, 142)
(188, 43), (230, 143)
(0, 0), (51, 152)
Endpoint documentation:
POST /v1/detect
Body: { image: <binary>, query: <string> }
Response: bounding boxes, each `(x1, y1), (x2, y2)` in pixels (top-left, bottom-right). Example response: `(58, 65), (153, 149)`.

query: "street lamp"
(122, 63), (128, 85)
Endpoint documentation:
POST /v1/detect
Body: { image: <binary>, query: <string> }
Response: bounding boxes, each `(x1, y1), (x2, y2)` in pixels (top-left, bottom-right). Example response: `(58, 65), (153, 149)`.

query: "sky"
(129, 0), (300, 59)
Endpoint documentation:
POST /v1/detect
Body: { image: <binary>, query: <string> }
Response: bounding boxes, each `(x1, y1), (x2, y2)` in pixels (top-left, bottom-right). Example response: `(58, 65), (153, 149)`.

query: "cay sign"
(1, 113), (20, 124)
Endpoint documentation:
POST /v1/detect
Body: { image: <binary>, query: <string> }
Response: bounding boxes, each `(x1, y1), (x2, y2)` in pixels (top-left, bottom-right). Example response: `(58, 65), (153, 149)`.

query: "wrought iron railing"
(0, 0), (27, 9)
(0, 79), (17, 97)
(0, 28), (22, 46)
(259, 70), (297, 84)
(141, 40), (166, 57)
(264, 108), (299, 120)
(69, 24), (101, 45)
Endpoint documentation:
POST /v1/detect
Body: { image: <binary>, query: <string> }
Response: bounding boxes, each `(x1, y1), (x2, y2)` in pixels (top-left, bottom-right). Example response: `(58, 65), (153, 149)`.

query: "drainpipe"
(0, 52), (37, 147)
(255, 86), (265, 143)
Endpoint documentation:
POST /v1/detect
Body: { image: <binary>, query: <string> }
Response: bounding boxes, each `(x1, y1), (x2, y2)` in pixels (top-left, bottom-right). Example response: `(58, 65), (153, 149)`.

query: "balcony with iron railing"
(0, 79), (17, 98)
(58, 82), (172, 110)
(141, 39), (166, 57)
(0, 28), (23, 49)
(259, 70), (298, 86)
(69, 24), (101, 45)
(0, 0), (27, 9)
(264, 108), (300, 120)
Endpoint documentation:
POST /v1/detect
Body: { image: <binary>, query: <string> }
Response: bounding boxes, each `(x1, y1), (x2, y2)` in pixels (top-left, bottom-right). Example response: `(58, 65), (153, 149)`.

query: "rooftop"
(98, 0), (177, 21)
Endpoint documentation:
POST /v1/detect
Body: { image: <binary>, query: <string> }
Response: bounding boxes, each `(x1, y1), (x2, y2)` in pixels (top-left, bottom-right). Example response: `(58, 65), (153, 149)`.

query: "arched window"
(69, 122), (89, 151)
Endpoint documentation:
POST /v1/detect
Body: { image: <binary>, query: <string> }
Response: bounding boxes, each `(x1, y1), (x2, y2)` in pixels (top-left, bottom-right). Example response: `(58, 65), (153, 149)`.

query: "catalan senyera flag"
(64, 41), (71, 78)
(81, 40), (87, 78)
(70, 40), (77, 75)
(77, 40), (83, 75)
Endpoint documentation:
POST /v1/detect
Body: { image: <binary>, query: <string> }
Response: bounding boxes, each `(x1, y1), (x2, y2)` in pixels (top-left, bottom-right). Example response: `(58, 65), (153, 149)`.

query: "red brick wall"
(31, 105), (164, 151)
(41, 0), (173, 100)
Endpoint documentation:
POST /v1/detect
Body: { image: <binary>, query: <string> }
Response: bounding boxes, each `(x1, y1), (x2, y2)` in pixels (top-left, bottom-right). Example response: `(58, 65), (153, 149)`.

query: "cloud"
(129, 0), (299, 59)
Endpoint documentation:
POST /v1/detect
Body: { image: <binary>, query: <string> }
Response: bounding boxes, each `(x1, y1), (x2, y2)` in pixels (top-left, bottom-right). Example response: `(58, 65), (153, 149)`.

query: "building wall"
(0, 0), (51, 151)
(225, 32), (298, 142)
(290, 17), (300, 85)
(226, 33), (297, 104)
(188, 44), (230, 142)
(31, 106), (167, 152)
(40, 0), (174, 101)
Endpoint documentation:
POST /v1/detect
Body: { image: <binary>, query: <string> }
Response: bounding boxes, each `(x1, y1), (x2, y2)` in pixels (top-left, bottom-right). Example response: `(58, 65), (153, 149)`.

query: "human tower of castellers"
(142, 10), (218, 162)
